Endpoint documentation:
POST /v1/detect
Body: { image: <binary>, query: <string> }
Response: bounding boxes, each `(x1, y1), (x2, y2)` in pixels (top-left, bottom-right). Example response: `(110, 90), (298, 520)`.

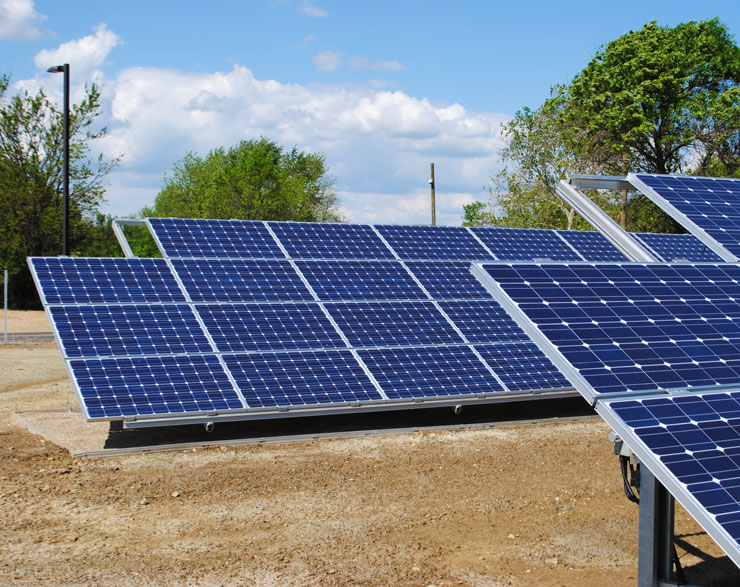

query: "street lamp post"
(47, 63), (70, 256)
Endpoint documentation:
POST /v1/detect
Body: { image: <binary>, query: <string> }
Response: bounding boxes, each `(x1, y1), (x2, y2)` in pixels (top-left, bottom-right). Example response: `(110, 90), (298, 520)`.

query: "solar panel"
(634, 232), (724, 263)
(325, 300), (464, 347)
(268, 222), (394, 259)
(472, 228), (583, 261)
(557, 230), (628, 261)
(475, 342), (571, 391)
(358, 346), (505, 399)
(49, 304), (212, 358)
(29, 257), (185, 305)
(404, 261), (492, 299)
(599, 392), (740, 567)
(70, 354), (244, 419)
(475, 262), (740, 401)
(173, 258), (314, 303)
(296, 259), (427, 301)
(437, 300), (529, 344)
(195, 302), (345, 353)
(629, 174), (740, 261)
(147, 218), (285, 259)
(376, 225), (494, 260)
(224, 350), (383, 408)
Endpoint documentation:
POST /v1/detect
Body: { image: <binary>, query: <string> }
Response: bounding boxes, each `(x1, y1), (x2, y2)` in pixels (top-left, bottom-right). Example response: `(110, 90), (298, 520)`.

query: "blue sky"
(2, 0), (740, 225)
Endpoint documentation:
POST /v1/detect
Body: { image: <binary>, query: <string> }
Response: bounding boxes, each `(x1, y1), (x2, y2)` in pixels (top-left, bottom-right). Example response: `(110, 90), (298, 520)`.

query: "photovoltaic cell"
(634, 232), (724, 263)
(557, 230), (628, 262)
(195, 303), (345, 353)
(173, 258), (313, 303)
(325, 300), (463, 347)
(437, 300), (529, 344)
(476, 342), (571, 391)
(268, 222), (394, 259)
(630, 174), (740, 259)
(70, 354), (243, 419)
(224, 350), (382, 408)
(29, 257), (185, 305)
(147, 218), (285, 259)
(49, 304), (212, 358)
(472, 228), (583, 261)
(296, 259), (427, 301)
(376, 225), (494, 260)
(478, 262), (740, 398)
(404, 261), (492, 299)
(358, 346), (504, 399)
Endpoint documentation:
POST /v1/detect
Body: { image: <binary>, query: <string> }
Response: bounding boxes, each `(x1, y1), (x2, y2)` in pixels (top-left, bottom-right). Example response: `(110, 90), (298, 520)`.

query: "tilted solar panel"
(404, 261), (493, 299)
(557, 230), (628, 262)
(628, 174), (740, 261)
(147, 218), (285, 259)
(375, 225), (494, 260)
(472, 227), (583, 261)
(268, 221), (394, 259)
(634, 232), (724, 263)
(475, 342), (571, 392)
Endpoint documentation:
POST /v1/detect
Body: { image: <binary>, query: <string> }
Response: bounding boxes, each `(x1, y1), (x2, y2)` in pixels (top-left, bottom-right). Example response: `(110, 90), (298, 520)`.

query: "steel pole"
(62, 63), (70, 256)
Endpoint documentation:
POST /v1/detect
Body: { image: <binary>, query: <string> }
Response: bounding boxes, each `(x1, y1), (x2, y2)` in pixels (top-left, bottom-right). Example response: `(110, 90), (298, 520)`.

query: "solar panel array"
(629, 173), (740, 261)
(474, 260), (740, 566)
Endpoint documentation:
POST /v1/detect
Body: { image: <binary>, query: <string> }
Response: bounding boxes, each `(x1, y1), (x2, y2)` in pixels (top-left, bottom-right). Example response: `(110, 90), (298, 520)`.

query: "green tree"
(0, 74), (119, 308)
(152, 138), (341, 222)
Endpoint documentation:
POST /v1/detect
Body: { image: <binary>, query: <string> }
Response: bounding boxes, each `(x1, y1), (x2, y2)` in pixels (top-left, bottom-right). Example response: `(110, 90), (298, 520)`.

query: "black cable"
(620, 455), (640, 504)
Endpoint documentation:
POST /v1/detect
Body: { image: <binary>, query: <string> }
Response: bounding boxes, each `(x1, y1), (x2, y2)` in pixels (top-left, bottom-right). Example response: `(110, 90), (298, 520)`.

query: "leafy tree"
(152, 138), (341, 222)
(0, 74), (119, 308)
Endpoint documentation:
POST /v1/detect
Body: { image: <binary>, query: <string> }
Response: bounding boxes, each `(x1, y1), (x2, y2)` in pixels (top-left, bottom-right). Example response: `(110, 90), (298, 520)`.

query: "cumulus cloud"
(313, 50), (343, 72)
(0, 0), (49, 40)
(350, 57), (404, 71)
(34, 23), (121, 81)
(299, 0), (327, 18)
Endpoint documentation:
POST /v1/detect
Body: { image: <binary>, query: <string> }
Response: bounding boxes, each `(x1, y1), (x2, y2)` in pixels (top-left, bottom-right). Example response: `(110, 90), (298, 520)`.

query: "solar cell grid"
(472, 227), (583, 261)
(173, 258), (314, 303)
(70, 355), (243, 419)
(296, 259), (427, 301)
(358, 346), (505, 399)
(224, 350), (382, 408)
(635, 232), (724, 262)
(375, 225), (494, 260)
(325, 300), (463, 347)
(437, 299), (528, 344)
(148, 218), (284, 259)
(476, 342), (571, 391)
(557, 230), (628, 262)
(50, 304), (212, 358)
(195, 303), (345, 353)
(29, 257), (185, 305)
(268, 222), (394, 259)
(477, 262), (740, 397)
(404, 261), (492, 299)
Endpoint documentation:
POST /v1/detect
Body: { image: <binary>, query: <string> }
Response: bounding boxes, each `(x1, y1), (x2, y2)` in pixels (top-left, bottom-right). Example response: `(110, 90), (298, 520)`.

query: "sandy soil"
(1, 313), (739, 586)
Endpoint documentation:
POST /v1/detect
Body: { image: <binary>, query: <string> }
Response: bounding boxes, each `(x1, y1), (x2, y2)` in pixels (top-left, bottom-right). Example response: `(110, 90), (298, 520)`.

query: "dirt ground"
(2, 311), (740, 586)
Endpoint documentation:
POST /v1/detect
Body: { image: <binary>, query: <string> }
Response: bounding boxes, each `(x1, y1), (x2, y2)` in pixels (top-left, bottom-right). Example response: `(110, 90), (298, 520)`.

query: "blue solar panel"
(325, 301), (463, 347)
(557, 230), (628, 261)
(405, 261), (492, 299)
(477, 262), (740, 398)
(476, 342), (571, 391)
(173, 259), (313, 303)
(268, 222), (394, 259)
(634, 232), (724, 262)
(601, 391), (740, 566)
(195, 303), (345, 353)
(29, 257), (185, 305)
(296, 259), (427, 301)
(437, 300), (528, 344)
(630, 174), (740, 260)
(147, 218), (285, 259)
(472, 228), (583, 261)
(376, 225), (494, 260)
(224, 350), (382, 408)
(70, 354), (243, 419)
(358, 346), (504, 399)
(50, 304), (212, 358)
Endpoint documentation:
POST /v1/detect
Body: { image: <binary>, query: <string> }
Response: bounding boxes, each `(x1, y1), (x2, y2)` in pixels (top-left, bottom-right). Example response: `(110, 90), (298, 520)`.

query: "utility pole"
(429, 163), (436, 226)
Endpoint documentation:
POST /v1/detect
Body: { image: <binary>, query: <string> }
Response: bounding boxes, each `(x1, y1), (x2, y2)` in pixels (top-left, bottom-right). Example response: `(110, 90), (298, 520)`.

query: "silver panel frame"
(111, 218), (145, 258)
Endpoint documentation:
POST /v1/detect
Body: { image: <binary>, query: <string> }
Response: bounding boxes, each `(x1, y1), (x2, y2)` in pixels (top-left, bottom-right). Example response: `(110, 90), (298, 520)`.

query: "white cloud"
(299, 1), (327, 18)
(350, 57), (404, 71)
(312, 50), (343, 72)
(34, 23), (121, 81)
(0, 0), (49, 40)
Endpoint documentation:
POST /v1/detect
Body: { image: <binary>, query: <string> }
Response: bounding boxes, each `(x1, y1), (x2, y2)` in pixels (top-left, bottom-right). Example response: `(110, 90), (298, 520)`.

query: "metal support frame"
(111, 218), (145, 258)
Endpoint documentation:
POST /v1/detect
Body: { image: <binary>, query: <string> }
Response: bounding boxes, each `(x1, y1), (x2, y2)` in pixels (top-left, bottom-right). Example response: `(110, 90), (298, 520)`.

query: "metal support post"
(638, 467), (679, 587)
